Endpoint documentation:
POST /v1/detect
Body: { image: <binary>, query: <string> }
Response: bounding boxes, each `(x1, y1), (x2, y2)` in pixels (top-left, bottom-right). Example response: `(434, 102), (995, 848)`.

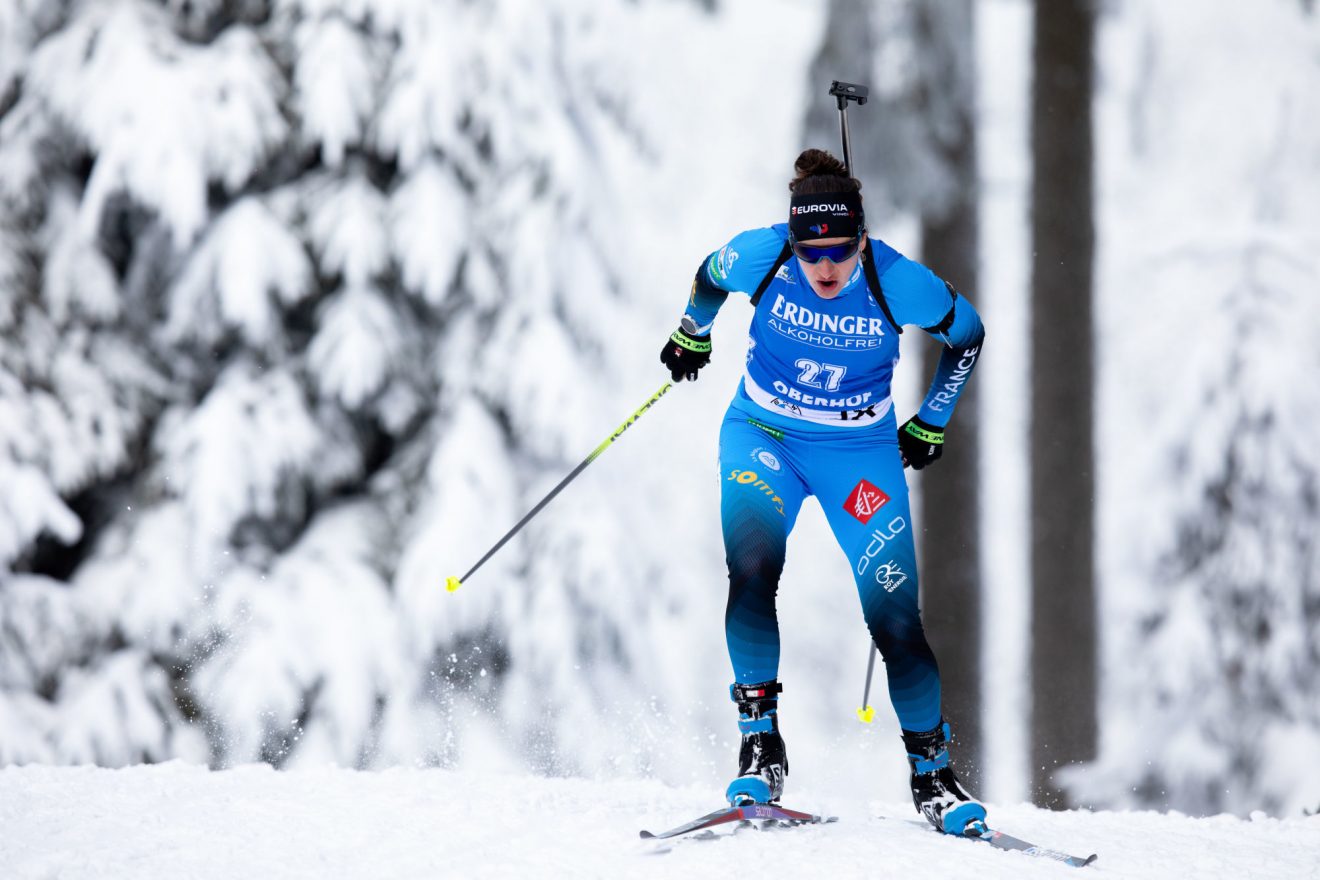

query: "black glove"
(898, 416), (944, 470)
(660, 320), (712, 382)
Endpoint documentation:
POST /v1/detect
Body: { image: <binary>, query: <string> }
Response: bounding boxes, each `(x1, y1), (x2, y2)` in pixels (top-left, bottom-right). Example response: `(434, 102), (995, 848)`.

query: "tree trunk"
(914, 0), (982, 793)
(917, 189), (981, 791)
(1029, 0), (1097, 809)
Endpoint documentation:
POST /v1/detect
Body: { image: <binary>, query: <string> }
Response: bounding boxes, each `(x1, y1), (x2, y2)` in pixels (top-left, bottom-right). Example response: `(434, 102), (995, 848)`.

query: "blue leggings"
(720, 400), (941, 733)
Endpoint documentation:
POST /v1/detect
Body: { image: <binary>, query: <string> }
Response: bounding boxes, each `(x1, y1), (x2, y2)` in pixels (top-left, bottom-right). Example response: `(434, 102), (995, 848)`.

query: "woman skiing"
(659, 149), (987, 836)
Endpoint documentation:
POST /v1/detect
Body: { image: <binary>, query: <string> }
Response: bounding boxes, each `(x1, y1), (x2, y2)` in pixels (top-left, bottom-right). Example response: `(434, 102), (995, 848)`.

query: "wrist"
(903, 416), (944, 445)
(913, 408), (949, 433)
(671, 326), (711, 353)
(680, 314), (713, 337)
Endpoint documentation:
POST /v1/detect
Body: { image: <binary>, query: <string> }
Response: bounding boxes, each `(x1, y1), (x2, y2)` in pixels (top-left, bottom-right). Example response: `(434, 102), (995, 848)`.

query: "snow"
(26, 2), (285, 246)
(1, 762), (1316, 879)
(3, 0), (1319, 835)
(166, 196), (315, 347)
(156, 364), (325, 558)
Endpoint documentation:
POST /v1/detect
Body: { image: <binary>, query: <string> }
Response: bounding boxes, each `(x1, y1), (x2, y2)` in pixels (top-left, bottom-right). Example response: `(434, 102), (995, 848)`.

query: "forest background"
(1, 0), (1317, 820)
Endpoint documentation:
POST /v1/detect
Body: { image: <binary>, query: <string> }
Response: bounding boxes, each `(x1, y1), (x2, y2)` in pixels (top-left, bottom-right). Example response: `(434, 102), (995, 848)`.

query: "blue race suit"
(684, 224), (983, 733)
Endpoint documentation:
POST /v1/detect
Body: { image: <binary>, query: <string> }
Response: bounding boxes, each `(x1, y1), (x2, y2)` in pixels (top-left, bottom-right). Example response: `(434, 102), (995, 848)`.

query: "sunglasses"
(790, 234), (864, 265)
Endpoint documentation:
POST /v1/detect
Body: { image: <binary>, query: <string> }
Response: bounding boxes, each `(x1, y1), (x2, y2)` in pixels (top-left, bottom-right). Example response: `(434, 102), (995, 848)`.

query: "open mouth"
(816, 278), (839, 292)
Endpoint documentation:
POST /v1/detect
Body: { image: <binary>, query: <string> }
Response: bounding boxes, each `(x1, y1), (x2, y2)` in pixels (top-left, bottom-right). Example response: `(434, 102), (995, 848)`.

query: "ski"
(961, 820), (1097, 868)
(884, 815), (1096, 867)
(640, 804), (836, 840)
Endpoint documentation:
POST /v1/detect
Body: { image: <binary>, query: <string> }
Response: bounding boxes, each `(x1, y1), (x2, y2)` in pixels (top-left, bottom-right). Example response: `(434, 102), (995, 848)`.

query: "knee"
(726, 537), (786, 589)
(870, 605), (933, 661)
(724, 509), (787, 582)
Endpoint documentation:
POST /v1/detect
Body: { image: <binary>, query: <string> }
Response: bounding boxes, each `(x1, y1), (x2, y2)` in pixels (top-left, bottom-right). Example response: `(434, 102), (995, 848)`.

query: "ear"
(860, 234), (869, 252)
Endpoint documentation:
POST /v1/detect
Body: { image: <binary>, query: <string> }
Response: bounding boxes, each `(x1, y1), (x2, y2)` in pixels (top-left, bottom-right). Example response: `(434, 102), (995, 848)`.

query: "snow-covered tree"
(0, 0), (730, 775)
(1067, 0), (1320, 817)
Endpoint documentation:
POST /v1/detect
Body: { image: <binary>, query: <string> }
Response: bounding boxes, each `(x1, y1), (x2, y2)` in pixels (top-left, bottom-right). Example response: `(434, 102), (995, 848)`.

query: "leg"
(718, 412), (807, 804)
(812, 425), (984, 833)
(813, 429), (941, 732)
(719, 414), (807, 685)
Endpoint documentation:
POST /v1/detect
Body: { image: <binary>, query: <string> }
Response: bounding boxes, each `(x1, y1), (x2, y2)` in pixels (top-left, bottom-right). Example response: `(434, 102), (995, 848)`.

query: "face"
(795, 235), (867, 299)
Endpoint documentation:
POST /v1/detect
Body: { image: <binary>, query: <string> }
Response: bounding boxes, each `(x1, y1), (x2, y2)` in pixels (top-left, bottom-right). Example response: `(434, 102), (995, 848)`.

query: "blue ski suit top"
(682, 223), (984, 735)
(685, 223), (983, 429)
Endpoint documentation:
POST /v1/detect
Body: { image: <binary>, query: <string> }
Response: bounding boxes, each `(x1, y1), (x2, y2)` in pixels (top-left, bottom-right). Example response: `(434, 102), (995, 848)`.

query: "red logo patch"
(844, 479), (890, 524)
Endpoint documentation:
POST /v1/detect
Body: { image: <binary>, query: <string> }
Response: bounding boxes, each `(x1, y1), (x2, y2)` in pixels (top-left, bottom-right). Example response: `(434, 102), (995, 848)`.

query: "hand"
(899, 416), (944, 470)
(660, 321), (712, 382)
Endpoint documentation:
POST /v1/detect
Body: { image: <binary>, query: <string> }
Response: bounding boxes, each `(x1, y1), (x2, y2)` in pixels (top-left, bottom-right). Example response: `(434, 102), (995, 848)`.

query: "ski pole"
(827, 80), (869, 175)
(827, 79), (881, 723)
(445, 381), (673, 593)
(857, 641), (877, 723)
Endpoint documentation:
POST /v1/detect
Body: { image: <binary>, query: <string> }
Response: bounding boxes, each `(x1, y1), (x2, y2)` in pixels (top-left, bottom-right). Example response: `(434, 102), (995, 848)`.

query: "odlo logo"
(843, 478), (890, 524)
(728, 469), (785, 516)
(855, 516), (908, 579)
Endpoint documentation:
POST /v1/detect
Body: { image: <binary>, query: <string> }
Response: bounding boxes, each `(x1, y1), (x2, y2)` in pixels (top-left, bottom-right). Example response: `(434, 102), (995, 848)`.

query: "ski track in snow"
(1, 763), (1316, 879)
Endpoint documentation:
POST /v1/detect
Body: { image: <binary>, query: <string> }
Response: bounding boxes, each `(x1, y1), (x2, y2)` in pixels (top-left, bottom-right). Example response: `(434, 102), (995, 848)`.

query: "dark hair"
(789, 148), (862, 195)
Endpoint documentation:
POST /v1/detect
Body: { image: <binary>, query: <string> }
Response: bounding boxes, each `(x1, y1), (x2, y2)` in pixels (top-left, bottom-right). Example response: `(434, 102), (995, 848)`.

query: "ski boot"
(902, 721), (987, 835)
(725, 680), (788, 806)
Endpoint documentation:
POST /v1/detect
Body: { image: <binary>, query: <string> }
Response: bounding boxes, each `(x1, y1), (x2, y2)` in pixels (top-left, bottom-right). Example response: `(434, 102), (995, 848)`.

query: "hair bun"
(789, 148), (860, 194)
(793, 148), (848, 181)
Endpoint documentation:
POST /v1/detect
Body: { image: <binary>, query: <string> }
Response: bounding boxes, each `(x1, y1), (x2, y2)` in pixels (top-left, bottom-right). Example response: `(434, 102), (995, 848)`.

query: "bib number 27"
(795, 358), (846, 391)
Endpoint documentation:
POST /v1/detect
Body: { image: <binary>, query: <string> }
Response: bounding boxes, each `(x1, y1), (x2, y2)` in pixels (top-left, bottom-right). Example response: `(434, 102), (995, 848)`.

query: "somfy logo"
(727, 469), (786, 516)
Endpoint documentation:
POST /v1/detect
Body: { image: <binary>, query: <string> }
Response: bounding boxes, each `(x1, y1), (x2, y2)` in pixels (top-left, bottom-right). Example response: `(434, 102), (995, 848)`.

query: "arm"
(679, 226), (790, 332)
(915, 290), (984, 429)
(682, 250), (731, 335)
(881, 256), (986, 427)
(663, 227), (789, 382)
(880, 254), (986, 468)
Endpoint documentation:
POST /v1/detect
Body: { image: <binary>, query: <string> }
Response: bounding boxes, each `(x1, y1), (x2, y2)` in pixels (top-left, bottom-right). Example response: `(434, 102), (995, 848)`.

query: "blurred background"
(1, 0), (1317, 819)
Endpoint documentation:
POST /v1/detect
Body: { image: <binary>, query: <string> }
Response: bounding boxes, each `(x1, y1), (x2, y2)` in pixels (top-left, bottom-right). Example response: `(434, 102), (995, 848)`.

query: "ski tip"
(639, 830), (656, 840)
(1082, 853), (1098, 867)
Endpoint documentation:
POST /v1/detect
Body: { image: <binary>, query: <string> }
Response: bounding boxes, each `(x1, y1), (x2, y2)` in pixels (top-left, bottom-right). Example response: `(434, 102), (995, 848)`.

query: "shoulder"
(872, 241), (953, 328)
(705, 224), (791, 292)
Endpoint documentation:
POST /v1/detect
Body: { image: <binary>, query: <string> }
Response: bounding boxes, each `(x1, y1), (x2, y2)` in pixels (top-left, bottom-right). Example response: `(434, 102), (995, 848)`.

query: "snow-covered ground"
(1, 764), (1316, 879)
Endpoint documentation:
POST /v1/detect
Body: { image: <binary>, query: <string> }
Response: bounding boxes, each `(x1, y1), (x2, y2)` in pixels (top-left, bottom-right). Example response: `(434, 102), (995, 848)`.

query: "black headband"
(788, 190), (864, 241)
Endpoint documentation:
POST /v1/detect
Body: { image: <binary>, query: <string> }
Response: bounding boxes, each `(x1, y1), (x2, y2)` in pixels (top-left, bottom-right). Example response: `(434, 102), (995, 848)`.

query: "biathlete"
(659, 148), (987, 835)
